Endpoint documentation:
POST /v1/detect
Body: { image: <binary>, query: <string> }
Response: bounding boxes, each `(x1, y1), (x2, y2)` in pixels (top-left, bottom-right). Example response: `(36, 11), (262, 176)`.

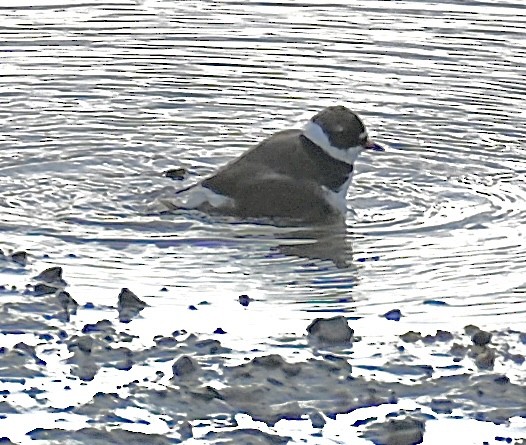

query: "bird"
(170, 105), (384, 223)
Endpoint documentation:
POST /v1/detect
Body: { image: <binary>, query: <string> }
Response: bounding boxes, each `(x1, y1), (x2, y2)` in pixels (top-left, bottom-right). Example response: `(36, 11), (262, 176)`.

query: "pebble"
(475, 348), (496, 370)
(307, 316), (354, 345)
(164, 167), (187, 180)
(34, 267), (66, 287)
(172, 355), (197, 378)
(472, 330), (492, 347)
(238, 294), (251, 307)
(400, 331), (422, 343)
(309, 411), (326, 428)
(10, 251), (28, 266)
(117, 288), (148, 323)
(33, 284), (58, 296)
(383, 309), (402, 321)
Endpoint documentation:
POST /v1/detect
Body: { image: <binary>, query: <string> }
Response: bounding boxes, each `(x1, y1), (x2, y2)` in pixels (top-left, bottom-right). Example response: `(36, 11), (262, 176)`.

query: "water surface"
(0, 0), (525, 443)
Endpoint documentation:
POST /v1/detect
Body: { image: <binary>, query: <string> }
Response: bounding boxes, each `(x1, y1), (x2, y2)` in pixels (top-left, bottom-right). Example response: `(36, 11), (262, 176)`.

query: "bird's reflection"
(271, 221), (353, 269)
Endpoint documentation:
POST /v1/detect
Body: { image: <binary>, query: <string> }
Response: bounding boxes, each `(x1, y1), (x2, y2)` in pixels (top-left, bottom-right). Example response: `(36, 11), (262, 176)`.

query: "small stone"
(178, 420), (193, 440)
(117, 288), (147, 323)
(10, 251), (28, 266)
(475, 348), (496, 370)
(464, 324), (481, 336)
(307, 316), (354, 345)
(172, 355), (197, 378)
(252, 354), (286, 368)
(34, 266), (66, 286)
(33, 283), (58, 296)
(57, 291), (78, 312)
(68, 336), (93, 354)
(238, 294), (251, 307)
(164, 168), (187, 180)
(450, 343), (468, 358)
(383, 309), (402, 321)
(309, 411), (326, 429)
(472, 330), (492, 346)
(81, 320), (114, 335)
(400, 331), (421, 343)
(435, 330), (454, 342)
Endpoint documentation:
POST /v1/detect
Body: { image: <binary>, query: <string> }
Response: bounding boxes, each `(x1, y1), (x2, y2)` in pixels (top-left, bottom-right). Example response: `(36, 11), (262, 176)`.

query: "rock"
(238, 294), (252, 307)
(471, 329), (492, 346)
(34, 267), (66, 287)
(81, 320), (115, 335)
(363, 415), (425, 445)
(383, 309), (402, 321)
(117, 288), (147, 323)
(57, 291), (78, 313)
(307, 316), (354, 345)
(10, 251), (28, 266)
(33, 283), (58, 296)
(164, 167), (187, 180)
(68, 335), (94, 354)
(178, 420), (193, 440)
(172, 355), (197, 378)
(400, 331), (421, 343)
(475, 348), (496, 370)
(309, 411), (326, 428)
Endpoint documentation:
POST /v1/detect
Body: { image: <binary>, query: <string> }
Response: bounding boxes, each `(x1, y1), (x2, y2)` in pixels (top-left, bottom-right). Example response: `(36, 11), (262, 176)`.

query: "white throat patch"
(302, 121), (363, 165)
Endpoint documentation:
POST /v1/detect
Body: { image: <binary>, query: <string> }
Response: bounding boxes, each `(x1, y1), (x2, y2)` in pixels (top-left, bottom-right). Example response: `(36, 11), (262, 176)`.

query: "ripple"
(0, 0), (525, 323)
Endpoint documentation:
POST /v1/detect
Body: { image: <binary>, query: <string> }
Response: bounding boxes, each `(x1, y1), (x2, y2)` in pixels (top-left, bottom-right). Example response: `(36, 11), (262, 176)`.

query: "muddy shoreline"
(0, 249), (525, 444)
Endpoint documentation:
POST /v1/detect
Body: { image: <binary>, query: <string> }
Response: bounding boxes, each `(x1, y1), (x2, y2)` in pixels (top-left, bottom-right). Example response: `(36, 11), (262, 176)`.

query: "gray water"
(1, 0), (526, 443)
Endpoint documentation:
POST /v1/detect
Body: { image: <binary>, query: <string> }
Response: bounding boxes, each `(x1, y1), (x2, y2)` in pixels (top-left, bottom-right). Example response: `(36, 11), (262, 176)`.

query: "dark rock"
(252, 354), (287, 368)
(57, 291), (78, 314)
(430, 398), (454, 414)
(33, 283), (58, 296)
(172, 355), (197, 378)
(249, 354), (302, 376)
(400, 331), (421, 343)
(10, 251), (27, 266)
(117, 288), (147, 323)
(384, 309), (402, 321)
(434, 330), (454, 342)
(363, 415), (425, 445)
(471, 330), (492, 346)
(475, 348), (496, 370)
(68, 336), (94, 354)
(81, 320), (114, 335)
(309, 411), (326, 428)
(307, 316), (353, 345)
(164, 167), (187, 180)
(34, 267), (66, 286)
(464, 324), (481, 336)
(194, 339), (230, 354)
(178, 420), (193, 440)
(450, 343), (468, 358)
(238, 294), (251, 307)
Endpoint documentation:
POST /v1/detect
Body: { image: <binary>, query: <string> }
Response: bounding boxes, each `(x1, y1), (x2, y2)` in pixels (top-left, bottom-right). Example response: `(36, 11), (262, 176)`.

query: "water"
(0, 0), (525, 443)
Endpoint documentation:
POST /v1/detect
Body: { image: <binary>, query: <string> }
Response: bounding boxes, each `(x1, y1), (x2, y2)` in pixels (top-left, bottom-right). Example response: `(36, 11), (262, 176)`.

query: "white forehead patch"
(302, 121), (364, 165)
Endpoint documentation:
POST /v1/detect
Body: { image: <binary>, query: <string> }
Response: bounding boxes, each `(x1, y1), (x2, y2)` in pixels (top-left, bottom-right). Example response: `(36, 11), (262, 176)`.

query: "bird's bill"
(364, 140), (385, 152)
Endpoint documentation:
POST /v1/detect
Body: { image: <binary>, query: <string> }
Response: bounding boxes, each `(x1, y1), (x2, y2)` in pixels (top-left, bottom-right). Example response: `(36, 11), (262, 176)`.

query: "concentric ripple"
(0, 0), (525, 326)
